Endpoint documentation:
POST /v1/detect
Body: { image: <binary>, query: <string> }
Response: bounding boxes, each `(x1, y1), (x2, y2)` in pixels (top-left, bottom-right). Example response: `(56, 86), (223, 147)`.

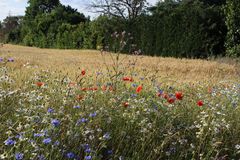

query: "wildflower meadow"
(0, 44), (240, 160)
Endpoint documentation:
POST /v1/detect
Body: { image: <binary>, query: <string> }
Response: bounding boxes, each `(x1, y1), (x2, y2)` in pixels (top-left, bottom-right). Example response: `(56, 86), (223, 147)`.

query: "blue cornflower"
(15, 133), (23, 139)
(4, 138), (16, 146)
(15, 153), (24, 160)
(28, 139), (35, 143)
(158, 90), (163, 94)
(43, 138), (51, 144)
(103, 133), (111, 140)
(66, 152), (75, 159)
(85, 148), (91, 153)
(131, 94), (137, 98)
(85, 155), (92, 160)
(51, 119), (60, 127)
(169, 93), (174, 97)
(81, 118), (88, 123)
(131, 84), (137, 87)
(34, 133), (44, 137)
(107, 150), (113, 155)
(73, 105), (81, 109)
(54, 140), (60, 146)
(47, 108), (54, 113)
(82, 143), (90, 149)
(0, 57), (3, 62)
(38, 154), (45, 160)
(76, 118), (88, 125)
(89, 112), (97, 118)
(15, 135), (21, 139)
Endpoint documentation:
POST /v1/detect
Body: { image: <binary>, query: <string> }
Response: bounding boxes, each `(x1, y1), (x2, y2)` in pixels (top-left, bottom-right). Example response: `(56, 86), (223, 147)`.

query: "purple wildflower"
(131, 94), (137, 98)
(89, 112), (97, 118)
(15, 133), (23, 139)
(47, 108), (54, 113)
(107, 150), (113, 155)
(85, 155), (92, 160)
(15, 153), (24, 160)
(82, 143), (90, 149)
(66, 152), (75, 159)
(85, 148), (91, 153)
(103, 133), (111, 140)
(7, 58), (14, 62)
(73, 105), (81, 109)
(131, 84), (137, 87)
(51, 119), (60, 127)
(34, 133), (44, 137)
(38, 154), (46, 160)
(43, 138), (51, 144)
(76, 118), (88, 125)
(54, 140), (60, 146)
(4, 138), (16, 146)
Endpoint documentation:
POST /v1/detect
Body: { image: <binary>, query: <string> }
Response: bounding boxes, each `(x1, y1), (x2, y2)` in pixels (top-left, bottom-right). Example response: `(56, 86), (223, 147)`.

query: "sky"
(0, 0), (159, 21)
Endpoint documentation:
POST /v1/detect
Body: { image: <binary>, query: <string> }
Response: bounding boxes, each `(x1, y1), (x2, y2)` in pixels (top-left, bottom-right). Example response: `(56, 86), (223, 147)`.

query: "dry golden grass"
(0, 44), (239, 84)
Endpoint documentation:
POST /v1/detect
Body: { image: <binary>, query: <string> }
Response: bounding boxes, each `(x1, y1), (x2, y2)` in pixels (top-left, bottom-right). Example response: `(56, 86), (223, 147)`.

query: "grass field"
(0, 44), (240, 159)
(1, 44), (240, 84)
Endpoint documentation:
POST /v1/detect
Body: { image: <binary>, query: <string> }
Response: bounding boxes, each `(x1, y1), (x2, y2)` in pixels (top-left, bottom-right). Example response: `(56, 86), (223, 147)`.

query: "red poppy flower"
(136, 85), (142, 93)
(76, 95), (84, 101)
(123, 102), (129, 107)
(81, 87), (98, 91)
(81, 88), (88, 91)
(89, 87), (98, 91)
(69, 82), (76, 87)
(81, 69), (86, 76)
(109, 86), (114, 92)
(167, 98), (175, 104)
(208, 87), (212, 94)
(162, 93), (169, 99)
(197, 100), (204, 106)
(102, 85), (107, 91)
(123, 77), (133, 82)
(36, 82), (44, 87)
(156, 92), (162, 97)
(175, 91), (183, 100)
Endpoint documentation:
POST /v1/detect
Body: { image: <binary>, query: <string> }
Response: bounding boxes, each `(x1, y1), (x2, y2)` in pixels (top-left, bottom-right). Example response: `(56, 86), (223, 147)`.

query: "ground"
(1, 44), (239, 84)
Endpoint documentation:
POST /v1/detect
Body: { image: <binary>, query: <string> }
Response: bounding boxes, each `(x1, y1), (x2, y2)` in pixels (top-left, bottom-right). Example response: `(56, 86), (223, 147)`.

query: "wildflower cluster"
(0, 55), (240, 160)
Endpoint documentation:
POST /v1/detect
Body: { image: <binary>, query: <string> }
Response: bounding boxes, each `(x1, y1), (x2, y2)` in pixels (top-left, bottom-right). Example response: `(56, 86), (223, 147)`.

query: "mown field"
(0, 44), (240, 160)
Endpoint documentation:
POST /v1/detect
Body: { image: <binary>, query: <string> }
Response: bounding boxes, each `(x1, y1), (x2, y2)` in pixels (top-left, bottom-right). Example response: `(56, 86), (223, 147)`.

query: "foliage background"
(0, 0), (240, 58)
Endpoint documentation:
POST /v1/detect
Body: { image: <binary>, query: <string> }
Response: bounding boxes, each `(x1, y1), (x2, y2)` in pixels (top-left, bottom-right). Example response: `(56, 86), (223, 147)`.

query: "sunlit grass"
(0, 44), (240, 159)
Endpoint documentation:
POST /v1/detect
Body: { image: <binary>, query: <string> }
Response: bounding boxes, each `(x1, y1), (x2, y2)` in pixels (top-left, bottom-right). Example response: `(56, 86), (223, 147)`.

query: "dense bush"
(225, 0), (240, 57)
(130, 1), (227, 57)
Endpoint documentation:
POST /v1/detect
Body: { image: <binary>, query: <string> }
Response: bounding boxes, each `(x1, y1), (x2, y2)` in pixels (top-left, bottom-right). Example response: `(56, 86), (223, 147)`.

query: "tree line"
(0, 0), (240, 58)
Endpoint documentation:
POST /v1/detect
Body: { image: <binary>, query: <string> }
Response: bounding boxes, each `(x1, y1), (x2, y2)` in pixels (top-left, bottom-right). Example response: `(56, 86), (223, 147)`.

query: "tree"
(0, 16), (22, 43)
(90, 0), (148, 20)
(225, 0), (240, 57)
(25, 0), (60, 19)
(1, 16), (22, 33)
(20, 0), (88, 48)
(0, 21), (3, 42)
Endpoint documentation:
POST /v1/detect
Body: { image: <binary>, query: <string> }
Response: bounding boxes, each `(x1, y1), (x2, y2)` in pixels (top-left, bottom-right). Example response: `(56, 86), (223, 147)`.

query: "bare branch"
(89, 0), (147, 20)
